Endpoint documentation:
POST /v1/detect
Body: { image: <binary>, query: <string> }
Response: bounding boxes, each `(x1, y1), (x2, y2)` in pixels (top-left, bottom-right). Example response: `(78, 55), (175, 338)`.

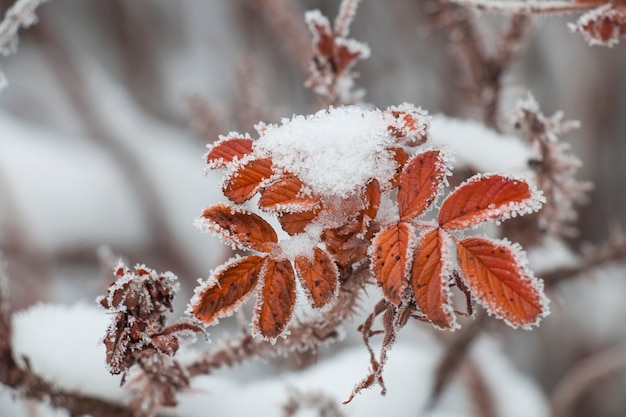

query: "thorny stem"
(186, 265), (369, 377)
(550, 343), (626, 417)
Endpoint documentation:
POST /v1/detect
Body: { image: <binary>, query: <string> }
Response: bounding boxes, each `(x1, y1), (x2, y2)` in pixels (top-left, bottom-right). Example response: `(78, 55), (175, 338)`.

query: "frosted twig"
(550, 343), (626, 417)
(0, 0), (50, 91)
(452, 0), (594, 15)
(334, 0), (362, 37)
(0, 0), (49, 56)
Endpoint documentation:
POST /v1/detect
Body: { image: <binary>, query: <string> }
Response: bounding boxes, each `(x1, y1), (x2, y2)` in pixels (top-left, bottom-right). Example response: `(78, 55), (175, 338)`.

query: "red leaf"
(411, 229), (456, 330)
(258, 177), (321, 212)
(277, 208), (321, 236)
(206, 136), (254, 167)
(294, 247), (339, 308)
(200, 204), (277, 252)
(223, 158), (274, 204)
(389, 147), (409, 187)
(370, 222), (413, 305)
(254, 258), (297, 339)
(189, 255), (265, 325)
(362, 179), (381, 225)
(456, 237), (547, 328)
(438, 174), (542, 230)
(398, 150), (446, 221)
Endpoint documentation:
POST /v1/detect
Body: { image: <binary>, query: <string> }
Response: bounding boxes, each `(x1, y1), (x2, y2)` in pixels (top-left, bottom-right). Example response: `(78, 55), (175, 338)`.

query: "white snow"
(254, 107), (398, 198)
(10, 303), (125, 402)
(429, 115), (532, 174)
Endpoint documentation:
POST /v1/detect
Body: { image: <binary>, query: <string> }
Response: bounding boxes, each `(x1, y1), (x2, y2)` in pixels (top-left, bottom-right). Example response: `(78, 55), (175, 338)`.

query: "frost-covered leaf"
(410, 229), (457, 330)
(370, 222), (413, 305)
(438, 174), (543, 230)
(389, 147), (409, 187)
(361, 178), (381, 228)
(294, 247), (339, 308)
(189, 255), (265, 325)
(398, 149), (447, 221)
(258, 176), (321, 212)
(223, 158), (274, 204)
(199, 204), (277, 252)
(254, 258), (297, 339)
(570, 4), (626, 47)
(206, 134), (254, 168)
(456, 237), (548, 329)
(277, 208), (321, 236)
(385, 103), (429, 145)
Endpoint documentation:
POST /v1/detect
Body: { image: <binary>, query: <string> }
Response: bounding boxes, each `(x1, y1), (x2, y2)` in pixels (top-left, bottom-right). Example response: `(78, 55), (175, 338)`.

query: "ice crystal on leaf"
(189, 104), (549, 343)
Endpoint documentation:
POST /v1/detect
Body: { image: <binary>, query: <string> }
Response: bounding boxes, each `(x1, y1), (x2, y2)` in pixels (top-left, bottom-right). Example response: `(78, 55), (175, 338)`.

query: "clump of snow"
(429, 115), (532, 174)
(11, 303), (125, 402)
(254, 106), (398, 198)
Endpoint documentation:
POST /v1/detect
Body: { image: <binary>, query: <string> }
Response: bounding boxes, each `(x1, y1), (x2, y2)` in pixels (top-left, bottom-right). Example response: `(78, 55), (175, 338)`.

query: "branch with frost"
(0, 0), (50, 90)
(512, 94), (592, 238)
(305, 0), (370, 106)
(453, 0), (626, 46)
(0, 260), (136, 417)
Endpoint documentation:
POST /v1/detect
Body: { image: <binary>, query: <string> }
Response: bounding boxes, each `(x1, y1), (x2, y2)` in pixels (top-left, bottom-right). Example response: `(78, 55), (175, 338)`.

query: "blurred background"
(1, 1), (625, 416)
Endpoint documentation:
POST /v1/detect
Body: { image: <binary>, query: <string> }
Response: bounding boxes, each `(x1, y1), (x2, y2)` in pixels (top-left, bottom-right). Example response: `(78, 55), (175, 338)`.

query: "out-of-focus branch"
(421, 0), (531, 130)
(550, 343), (626, 417)
(543, 225), (626, 286)
(451, 0), (594, 14)
(242, 0), (312, 76)
(281, 386), (346, 417)
(462, 360), (498, 417)
(29, 18), (199, 281)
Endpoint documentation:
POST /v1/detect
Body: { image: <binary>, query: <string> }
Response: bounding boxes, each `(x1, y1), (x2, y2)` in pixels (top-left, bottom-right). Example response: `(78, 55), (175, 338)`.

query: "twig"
(550, 343), (626, 417)
(451, 0), (594, 15)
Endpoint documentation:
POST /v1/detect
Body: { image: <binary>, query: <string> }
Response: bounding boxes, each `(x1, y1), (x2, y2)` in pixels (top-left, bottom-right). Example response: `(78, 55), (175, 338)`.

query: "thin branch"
(550, 343), (626, 417)
(452, 0), (594, 15)
(30, 18), (199, 281)
(334, 0), (362, 37)
(542, 228), (626, 286)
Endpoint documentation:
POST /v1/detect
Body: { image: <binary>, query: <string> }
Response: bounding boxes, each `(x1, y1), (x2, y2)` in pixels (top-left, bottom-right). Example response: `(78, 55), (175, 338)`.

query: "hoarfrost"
(254, 106), (398, 198)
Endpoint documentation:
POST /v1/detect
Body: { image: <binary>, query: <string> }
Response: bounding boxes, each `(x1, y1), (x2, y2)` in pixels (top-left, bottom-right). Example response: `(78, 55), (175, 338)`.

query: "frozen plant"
(188, 104), (549, 397)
